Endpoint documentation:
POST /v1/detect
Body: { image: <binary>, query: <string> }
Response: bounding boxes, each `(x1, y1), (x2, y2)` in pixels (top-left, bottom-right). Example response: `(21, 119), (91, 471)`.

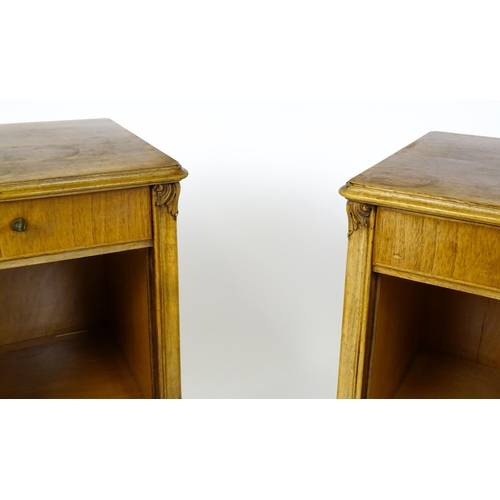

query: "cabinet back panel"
(420, 288), (488, 363)
(0, 257), (106, 345)
(421, 288), (500, 369)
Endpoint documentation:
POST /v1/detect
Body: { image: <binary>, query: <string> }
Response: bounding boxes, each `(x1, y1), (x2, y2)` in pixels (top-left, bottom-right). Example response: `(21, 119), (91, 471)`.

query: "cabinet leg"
(151, 183), (182, 399)
(337, 201), (376, 398)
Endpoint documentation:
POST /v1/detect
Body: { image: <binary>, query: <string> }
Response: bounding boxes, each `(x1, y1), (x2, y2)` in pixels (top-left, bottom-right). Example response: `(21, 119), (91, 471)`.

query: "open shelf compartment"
(367, 274), (500, 399)
(0, 249), (153, 399)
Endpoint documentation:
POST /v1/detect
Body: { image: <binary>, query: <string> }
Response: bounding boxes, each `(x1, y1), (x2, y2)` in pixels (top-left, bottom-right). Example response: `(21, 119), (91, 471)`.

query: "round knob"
(10, 218), (28, 232)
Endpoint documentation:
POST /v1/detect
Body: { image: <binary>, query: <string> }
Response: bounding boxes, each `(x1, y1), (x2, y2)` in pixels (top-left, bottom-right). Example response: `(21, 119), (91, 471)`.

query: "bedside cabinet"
(0, 119), (188, 398)
(338, 132), (500, 398)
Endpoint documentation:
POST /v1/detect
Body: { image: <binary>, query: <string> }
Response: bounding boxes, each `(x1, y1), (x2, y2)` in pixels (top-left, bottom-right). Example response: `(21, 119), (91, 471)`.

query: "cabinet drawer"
(373, 208), (500, 292)
(0, 188), (152, 262)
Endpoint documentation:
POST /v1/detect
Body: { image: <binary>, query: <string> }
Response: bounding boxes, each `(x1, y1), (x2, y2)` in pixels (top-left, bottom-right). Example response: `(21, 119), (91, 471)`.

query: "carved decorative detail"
(347, 201), (373, 237)
(154, 183), (181, 219)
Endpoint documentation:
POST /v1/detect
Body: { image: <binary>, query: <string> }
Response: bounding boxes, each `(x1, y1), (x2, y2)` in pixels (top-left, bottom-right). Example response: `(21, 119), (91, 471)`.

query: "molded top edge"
(0, 118), (187, 200)
(340, 131), (500, 221)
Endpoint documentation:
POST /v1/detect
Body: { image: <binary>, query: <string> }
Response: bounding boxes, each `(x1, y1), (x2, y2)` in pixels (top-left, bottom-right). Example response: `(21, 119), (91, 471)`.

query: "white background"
(3, 99), (500, 497)
(3, 100), (500, 399)
(2, 1), (500, 497)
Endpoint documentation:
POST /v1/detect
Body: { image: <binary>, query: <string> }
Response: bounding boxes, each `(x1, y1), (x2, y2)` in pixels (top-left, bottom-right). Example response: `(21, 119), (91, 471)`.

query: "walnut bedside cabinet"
(0, 119), (188, 398)
(338, 132), (500, 398)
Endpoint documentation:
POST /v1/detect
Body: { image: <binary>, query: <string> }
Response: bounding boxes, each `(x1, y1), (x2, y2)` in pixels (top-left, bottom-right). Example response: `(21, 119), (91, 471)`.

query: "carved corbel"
(347, 201), (373, 237)
(153, 183), (181, 220)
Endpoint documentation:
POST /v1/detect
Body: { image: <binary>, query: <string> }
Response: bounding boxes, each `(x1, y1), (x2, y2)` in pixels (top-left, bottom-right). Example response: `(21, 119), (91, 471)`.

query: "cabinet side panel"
(476, 298), (500, 369)
(105, 249), (153, 398)
(367, 275), (426, 399)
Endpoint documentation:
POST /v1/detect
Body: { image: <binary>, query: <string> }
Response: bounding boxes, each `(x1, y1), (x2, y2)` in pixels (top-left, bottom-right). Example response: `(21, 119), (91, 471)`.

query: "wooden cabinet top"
(340, 131), (500, 225)
(0, 119), (187, 201)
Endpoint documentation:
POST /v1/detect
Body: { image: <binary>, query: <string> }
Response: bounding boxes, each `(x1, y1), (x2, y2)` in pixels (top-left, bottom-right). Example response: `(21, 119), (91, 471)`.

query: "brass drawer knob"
(10, 218), (28, 232)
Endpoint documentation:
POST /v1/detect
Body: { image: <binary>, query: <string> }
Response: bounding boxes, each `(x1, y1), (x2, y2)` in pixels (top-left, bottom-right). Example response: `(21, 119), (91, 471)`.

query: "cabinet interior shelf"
(393, 350), (500, 399)
(0, 329), (146, 399)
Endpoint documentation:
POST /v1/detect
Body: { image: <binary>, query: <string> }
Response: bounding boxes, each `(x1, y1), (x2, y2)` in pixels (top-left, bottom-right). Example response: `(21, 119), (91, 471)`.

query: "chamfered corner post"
(337, 201), (376, 399)
(151, 182), (182, 399)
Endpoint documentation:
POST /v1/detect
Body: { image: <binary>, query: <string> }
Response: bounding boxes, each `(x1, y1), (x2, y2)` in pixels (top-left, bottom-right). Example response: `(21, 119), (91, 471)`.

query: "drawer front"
(374, 208), (500, 291)
(0, 188), (152, 261)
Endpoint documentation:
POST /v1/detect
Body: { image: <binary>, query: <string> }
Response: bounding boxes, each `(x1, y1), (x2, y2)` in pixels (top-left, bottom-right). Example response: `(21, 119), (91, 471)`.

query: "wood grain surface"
(0, 119), (186, 399)
(0, 330), (146, 399)
(0, 187), (152, 261)
(339, 131), (500, 398)
(374, 207), (500, 292)
(0, 119), (188, 200)
(367, 275), (426, 399)
(340, 131), (500, 226)
(105, 249), (153, 398)
(150, 183), (182, 399)
(336, 202), (376, 398)
(0, 256), (106, 345)
(393, 351), (500, 399)
(367, 276), (500, 398)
